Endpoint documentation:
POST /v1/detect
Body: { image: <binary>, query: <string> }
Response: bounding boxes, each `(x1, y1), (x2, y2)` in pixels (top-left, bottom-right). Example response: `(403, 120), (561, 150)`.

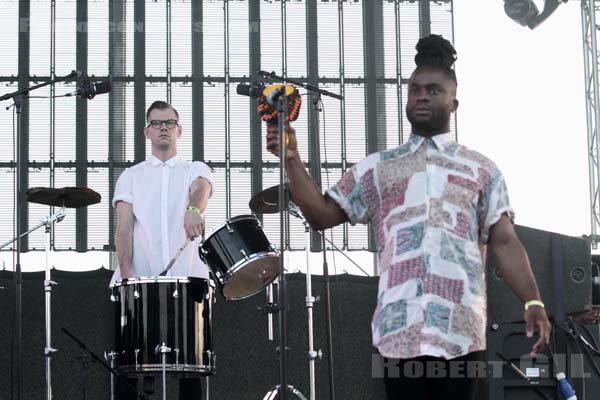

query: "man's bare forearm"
(189, 177), (211, 212)
(286, 151), (348, 230)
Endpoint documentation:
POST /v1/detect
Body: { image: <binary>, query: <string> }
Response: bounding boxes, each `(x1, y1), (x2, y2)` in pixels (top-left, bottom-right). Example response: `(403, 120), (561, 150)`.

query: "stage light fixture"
(504, 0), (567, 29)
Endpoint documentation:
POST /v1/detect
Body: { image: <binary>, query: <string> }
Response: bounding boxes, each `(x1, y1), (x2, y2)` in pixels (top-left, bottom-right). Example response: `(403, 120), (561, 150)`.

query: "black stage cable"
(555, 320), (590, 399)
(577, 320), (600, 355)
(319, 95), (348, 399)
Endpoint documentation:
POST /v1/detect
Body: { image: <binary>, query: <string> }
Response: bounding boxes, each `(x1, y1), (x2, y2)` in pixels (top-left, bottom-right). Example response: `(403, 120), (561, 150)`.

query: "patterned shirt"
(326, 133), (514, 360)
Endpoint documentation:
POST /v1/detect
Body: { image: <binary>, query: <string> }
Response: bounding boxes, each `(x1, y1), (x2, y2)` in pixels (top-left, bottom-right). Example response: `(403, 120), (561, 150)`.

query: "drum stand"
(156, 343), (171, 400)
(0, 207), (66, 400)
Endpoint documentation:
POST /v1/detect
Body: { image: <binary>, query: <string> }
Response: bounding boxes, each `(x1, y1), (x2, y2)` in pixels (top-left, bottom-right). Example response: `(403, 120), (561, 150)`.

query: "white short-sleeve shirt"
(111, 155), (215, 283)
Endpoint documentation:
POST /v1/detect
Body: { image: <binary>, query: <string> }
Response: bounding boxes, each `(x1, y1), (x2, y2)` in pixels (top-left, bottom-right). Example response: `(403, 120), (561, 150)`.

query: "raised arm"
(115, 201), (135, 279)
(488, 214), (551, 357)
(266, 123), (348, 230)
(184, 177), (212, 240)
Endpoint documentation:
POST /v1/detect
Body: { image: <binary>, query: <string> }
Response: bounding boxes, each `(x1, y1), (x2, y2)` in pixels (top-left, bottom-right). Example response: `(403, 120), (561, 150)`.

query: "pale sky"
(454, 0), (590, 240)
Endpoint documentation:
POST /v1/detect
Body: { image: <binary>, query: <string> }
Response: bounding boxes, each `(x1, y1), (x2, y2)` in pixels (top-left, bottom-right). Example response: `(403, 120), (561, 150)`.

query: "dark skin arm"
(488, 214), (551, 358)
(266, 123), (348, 230)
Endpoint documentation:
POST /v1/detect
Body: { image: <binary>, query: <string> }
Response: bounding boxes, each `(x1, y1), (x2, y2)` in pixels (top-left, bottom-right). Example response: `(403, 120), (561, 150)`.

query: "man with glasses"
(112, 100), (214, 399)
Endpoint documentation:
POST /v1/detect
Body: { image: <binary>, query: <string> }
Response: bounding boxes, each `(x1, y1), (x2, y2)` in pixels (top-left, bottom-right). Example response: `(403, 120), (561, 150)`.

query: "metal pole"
(304, 221), (318, 400)
(44, 217), (58, 400)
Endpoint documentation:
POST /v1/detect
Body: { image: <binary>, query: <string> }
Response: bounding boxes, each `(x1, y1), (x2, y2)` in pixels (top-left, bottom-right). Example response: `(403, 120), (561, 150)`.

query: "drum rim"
(202, 214), (260, 242)
(110, 276), (215, 288)
(222, 250), (279, 299)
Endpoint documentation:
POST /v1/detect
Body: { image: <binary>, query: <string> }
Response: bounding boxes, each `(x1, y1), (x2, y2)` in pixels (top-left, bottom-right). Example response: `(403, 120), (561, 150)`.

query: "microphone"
(236, 82), (264, 98)
(65, 79), (112, 99)
(237, 82), (302, 125)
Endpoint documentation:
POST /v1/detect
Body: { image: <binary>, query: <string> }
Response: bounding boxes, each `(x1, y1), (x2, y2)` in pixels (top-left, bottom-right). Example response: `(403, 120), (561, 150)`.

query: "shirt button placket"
(160, 164), (171, 269)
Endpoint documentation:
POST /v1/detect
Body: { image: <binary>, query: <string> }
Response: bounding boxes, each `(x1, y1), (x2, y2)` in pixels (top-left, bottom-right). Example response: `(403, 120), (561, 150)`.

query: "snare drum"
(110, 276), (215, 377)
(199, 215), (279, 300)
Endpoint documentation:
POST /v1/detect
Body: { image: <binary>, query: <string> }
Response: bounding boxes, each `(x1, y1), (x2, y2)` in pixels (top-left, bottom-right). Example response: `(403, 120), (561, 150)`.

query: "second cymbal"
(27, 187), (101, 208)
(249, 184), (289, 214)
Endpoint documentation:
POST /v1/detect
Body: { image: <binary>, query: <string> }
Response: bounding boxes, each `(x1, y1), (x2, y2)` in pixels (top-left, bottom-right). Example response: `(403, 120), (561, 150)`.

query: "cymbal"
(249, 184), (289, 214)
(26, 187), (101, 208)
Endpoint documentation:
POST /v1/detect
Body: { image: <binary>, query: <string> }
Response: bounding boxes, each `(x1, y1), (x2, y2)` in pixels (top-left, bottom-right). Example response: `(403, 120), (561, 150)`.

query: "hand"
(266, 123), (298, 158)
(119, 266), (135, 279)
(524, 305), (551, 358)
(184, 210), (205, 240)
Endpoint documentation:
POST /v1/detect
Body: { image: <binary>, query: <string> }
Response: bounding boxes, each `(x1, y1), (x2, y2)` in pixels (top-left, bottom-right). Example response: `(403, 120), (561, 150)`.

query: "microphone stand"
(260, 70), (342, 400)
(0, 70), (78, 400)
(275, 85), (290, 400)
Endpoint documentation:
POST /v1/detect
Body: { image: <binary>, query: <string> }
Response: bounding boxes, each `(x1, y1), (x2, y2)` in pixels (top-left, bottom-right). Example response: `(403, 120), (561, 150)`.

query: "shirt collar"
(148, 155), (180, 168)
(407, 132), (454, 154)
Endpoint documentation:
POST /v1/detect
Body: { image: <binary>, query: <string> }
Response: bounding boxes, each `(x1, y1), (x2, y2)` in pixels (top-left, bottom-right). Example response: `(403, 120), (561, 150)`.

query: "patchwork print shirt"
(326, 133), (514, 360)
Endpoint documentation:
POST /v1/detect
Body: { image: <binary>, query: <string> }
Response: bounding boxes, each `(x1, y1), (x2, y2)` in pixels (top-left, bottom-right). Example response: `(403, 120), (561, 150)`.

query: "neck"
(412, 127), (449, 138)
(153, 149), (177, 162)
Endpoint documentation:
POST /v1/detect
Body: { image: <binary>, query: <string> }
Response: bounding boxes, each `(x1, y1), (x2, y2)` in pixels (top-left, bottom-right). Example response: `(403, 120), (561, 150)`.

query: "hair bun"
(414, 34), (457, 70)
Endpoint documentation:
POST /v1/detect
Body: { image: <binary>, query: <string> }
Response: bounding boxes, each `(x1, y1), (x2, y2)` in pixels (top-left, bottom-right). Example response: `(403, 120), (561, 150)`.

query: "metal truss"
(581, 0), (600, 247)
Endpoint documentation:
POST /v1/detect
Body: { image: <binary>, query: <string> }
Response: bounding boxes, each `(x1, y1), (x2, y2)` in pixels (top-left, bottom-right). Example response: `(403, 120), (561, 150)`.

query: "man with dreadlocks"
(266, 34), (550, 399)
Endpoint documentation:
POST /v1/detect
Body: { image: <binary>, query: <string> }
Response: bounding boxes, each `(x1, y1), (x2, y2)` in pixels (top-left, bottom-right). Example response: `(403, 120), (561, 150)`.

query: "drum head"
(223, 253), (279, 300)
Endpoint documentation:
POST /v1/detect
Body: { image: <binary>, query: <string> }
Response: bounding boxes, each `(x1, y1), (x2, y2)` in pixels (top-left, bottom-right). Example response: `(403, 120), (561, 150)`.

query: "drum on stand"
(110, 276), (215, 377)
(200, 215), (279, 300)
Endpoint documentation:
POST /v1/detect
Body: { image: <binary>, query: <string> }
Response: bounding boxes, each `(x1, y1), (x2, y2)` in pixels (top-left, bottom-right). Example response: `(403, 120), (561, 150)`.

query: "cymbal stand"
(294, 203), (321, 400)
(44, 207), (65, 400)
(0, 207), (65, 400)
(0, 70), (78, 400)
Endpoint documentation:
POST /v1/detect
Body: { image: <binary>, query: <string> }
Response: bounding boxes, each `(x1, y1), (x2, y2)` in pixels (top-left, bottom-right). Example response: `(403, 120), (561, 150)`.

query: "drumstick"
(159, 238), (190, 276)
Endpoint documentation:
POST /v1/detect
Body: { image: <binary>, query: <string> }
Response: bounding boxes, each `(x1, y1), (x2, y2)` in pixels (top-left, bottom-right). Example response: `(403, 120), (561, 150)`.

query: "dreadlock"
(414, 34), (457, 83)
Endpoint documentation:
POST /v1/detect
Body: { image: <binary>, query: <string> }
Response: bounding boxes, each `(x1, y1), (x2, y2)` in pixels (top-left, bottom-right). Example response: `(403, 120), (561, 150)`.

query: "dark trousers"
(117, 376), (202, 400)
(383, 351), (485, 400)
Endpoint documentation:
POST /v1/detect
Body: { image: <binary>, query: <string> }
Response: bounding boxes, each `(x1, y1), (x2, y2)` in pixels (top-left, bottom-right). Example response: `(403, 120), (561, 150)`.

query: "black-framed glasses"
(148, 119), (179, 129)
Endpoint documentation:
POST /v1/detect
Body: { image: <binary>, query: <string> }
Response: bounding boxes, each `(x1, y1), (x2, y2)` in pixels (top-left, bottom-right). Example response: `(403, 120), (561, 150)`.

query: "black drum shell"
(199, 215), (279, 300)
(110, 277), (214, 377)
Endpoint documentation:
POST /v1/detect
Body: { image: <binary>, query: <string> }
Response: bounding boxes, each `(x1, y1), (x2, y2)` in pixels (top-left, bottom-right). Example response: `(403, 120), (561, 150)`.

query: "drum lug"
(206, 350), (216, 370)
(134, 349), (140, 370)
(174, 348), (180, 366)
(173, 284), (179, 299)
(226, 223), (234, 233)
(134, 284), (140, 299)
(240, 249), (250, 261)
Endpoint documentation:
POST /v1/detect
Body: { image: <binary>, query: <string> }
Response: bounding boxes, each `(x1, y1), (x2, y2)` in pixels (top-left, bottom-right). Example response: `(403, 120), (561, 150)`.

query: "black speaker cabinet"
(484, 321), (600, 400)
(487, 225), (591, 324)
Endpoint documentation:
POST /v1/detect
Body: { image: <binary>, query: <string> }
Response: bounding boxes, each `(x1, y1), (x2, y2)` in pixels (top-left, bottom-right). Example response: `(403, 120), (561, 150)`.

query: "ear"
(452, 98), (459, 113)
(143, 125), (150, 139)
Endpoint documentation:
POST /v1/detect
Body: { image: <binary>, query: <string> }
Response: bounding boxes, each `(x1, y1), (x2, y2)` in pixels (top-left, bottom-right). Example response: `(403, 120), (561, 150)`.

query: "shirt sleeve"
(325, 159), (374, 225)
(189, 161), (216, 198)
(112, 169), (133, 208)
(478, 165), (515, 244)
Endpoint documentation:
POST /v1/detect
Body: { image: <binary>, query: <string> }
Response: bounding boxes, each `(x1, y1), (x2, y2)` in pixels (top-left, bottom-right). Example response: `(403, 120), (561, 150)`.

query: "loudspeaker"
(487, 225), (592, 324)
(592, 255), (600, 305)
(484, 321), (600, 400)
